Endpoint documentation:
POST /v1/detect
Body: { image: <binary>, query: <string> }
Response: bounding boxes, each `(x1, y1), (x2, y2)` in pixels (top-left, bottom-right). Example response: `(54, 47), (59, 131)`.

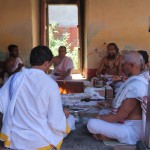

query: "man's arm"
(47, 83), (70, 133)
(96, 57), (106, 76)
(97, 98), (140, 123)
(5, 59), (24, 76)
(12, 63), (24, 74)
(117, 55), (122, 76)
(5, 59), (13, 76)
(58, 68), (72, 80)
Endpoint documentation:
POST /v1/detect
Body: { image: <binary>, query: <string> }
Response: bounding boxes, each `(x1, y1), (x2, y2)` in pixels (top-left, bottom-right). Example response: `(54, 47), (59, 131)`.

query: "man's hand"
(111, 75), (127, 82)
(111, 75), (121, 82)
(57, 69), (65, 76)
(57, 76), (65, 80)
(64, 108), (70, 118)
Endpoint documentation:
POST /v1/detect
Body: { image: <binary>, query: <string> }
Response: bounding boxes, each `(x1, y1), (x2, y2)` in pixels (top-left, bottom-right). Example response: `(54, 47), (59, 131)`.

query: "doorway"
(48, 4), (81, 73)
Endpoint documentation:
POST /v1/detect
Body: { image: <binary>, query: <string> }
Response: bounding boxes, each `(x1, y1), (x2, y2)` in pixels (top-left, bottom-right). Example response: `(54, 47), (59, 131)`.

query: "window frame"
(40, 0), (85, 74)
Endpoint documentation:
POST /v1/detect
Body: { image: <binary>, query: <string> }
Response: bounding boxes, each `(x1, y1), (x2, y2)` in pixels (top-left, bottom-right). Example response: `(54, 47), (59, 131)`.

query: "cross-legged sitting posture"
(0, 46), (75, 150)
(87, 51), (148, 145)
(50, 46), (74, 80)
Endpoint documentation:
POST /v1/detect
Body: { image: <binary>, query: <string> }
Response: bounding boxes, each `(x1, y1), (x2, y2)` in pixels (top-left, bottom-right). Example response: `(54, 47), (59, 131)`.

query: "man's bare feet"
(93, 134), (100, 140)
(93, 134), (115, 141)
(98, 134), (112, 141)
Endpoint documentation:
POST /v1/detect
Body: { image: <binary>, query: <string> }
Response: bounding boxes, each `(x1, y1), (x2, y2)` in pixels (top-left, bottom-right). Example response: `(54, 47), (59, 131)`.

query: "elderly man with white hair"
(87, 51), (148, 145)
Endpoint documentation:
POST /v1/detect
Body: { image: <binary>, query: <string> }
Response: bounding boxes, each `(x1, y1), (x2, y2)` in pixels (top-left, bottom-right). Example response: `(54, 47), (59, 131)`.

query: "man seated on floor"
(0, 46), (75, 150)
(4, 44), (24, 82)
(50, 46), (74, 80)
(87, 51), (148, 145)
(112, 50), (149, 82)
(96, 43), (122, 77)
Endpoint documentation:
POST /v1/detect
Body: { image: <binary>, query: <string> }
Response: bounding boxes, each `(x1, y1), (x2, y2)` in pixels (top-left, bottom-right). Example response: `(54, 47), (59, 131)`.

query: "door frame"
(40, 0), (85, 74)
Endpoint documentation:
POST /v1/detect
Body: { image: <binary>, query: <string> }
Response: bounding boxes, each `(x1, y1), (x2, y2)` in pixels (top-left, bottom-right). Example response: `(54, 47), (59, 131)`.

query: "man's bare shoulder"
(5, 57), (15, 64)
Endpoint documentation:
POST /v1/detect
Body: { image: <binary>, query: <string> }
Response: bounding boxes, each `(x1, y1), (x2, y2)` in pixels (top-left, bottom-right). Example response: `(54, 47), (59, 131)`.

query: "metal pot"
(69, 108), (83, 122)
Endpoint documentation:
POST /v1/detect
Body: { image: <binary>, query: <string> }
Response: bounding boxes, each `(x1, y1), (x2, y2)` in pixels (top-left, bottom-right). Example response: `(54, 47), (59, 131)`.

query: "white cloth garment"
(87, 75), (148, 145)
(112, 76), (148, 113)
(136, 96), (148, 137)
(50, 56), (74, 80)
(114, 71), (149, 94)
(0, 68), (75, 150)
(11, 57), (23, 72)
(87, 119), (143, 144)
(139, 70), (149, 82)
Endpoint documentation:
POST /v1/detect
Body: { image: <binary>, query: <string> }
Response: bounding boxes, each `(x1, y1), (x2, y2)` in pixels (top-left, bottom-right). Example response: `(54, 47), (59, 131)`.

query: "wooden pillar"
(40, 0), (48, 45)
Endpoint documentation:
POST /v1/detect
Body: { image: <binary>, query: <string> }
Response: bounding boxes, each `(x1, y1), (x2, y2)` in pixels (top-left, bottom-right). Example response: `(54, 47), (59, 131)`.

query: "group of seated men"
(96, 42), (149, 81)
(88, 50), (148, 144)
(87, 43), (149, 144)
(0, 44), (149, 149)
(0, 44), (74, 84)
(0, 45), (75, 149)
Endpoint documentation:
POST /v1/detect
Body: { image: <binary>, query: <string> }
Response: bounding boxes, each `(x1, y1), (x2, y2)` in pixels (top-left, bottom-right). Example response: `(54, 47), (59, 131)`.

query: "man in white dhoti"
(4, 44), (24, 83)
(0, 46), (75, 150)
(87, 51), (148, 145)
(50, 46), (74, 80)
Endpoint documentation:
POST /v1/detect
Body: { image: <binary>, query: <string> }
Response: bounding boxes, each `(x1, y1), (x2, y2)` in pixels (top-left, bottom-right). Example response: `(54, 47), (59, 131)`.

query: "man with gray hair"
(87, 51), (148, 144)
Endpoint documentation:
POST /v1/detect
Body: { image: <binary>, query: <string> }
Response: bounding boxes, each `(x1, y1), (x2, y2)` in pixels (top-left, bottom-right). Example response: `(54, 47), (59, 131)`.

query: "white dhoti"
(87, 119), (143, 144)
(50, 56), (74, 81)
(87, 76), (148, 145)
